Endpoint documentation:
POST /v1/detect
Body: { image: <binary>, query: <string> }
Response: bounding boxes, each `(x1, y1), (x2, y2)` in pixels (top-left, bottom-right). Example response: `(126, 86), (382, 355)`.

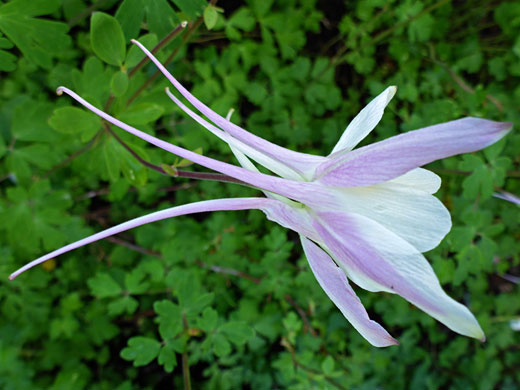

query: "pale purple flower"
(10, 40), (512, 347)
(493, 191), (520, 205)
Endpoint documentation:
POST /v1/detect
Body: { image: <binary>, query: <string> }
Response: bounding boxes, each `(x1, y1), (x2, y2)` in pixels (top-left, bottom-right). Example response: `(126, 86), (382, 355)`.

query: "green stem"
(42, 130), (102, 178)
(128, 22), (188, 78)
(182, 313), (192, 390)
(104, 124), (248, 186)
(67, 0), (109, 27)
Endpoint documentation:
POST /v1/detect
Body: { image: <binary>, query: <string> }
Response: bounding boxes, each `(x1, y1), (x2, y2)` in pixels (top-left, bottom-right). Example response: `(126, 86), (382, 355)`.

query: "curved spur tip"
(56, 86), (65, 96)
(181, 21), (188, 28)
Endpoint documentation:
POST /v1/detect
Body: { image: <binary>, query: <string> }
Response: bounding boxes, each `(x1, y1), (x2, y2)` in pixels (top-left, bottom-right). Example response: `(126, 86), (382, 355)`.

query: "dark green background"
(0, 0), (519, 389)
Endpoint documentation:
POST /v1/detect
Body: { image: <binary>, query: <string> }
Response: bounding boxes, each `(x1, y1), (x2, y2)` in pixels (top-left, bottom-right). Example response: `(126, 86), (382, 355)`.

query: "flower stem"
(182, 313), (192, 390)
(104, 124), (248, 186)
(129, 22), (188, 79)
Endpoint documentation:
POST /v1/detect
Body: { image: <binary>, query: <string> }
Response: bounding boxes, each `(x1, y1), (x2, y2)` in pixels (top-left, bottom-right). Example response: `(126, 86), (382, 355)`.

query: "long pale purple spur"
(10, 40), (512, 347)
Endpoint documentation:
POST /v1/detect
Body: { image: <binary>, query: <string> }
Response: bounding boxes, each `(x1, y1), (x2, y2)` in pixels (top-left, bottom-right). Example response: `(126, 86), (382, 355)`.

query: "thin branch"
(370, 0), (451, 45)
(318, 0), (450, 81)
(182, 313), (192, 390)
(104, 124), (165, 175)
(126, 2), (214, 107)
(42, 130), (102, 179)
(106, 236), (161, 257)
(104, 124), (248, 186)
(281, 338), (348, 390)
(100, 235), (262, 285)
(427, 51), (504, 113)
(195, 260), (262, 284)
(67, 0), (108, 27)
(104, 21), (188, 112)
(285, 294), (317, 337)
(129, 22), (188, 78)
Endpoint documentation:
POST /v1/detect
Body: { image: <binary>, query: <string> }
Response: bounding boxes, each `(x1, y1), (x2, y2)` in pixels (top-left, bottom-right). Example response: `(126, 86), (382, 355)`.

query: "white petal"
(329, 86), (397, 155)
(333, 182), (451, 252)
(301, 236), (398, 347)
(314, 211), (485, 341)
(387, 168), (441, 194)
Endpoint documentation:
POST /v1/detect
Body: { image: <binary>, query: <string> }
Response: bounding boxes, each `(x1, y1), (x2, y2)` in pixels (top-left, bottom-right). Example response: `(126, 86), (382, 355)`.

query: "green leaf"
(125, 33), (158, 68)
(171, 0), (207, 19)
(49, 106), (101, 135)
(158, 344), (177, 372)
(174, 147), (203, 168)
(118, 102), (164, 125)
(154, 300), (183, 340)
(108, 296), (139, 315)
(88, 273), (122, 298)
(161, 163), (178, 177)
(145, 0), (181, 39)
(0, 33), (16, 71)
(120, 336), (161, 366)
(90, 12), (126, 66)
(14, 144), (55, 169)
(212, 333), (231, 357)
(220, 321), (254, 346)
(0, 0), (70, 69)
(184, 292), (214, 316)
(203, 5), (218, 30)
(125, 269), (149, 294)
(115, 0), (144, 41)
(110, 70), (129, 97)
(321, 355), (335, 376)
(103, 137), (121, 182)
(198, 307), (218, 332)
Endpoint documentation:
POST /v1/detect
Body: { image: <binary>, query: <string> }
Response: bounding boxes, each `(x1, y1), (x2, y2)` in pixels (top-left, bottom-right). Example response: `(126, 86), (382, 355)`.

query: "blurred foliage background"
(0, 0), (519, 389)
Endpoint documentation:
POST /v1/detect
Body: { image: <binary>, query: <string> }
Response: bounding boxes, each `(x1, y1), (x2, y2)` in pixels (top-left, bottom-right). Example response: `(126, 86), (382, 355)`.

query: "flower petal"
(10, 197), (279, 280)
(314, 210), (485, 341)
(131, 39), (326, 180)
(387, 168), (441, 194)
(56, 86), (334, 208)
(493, 191), (520, 205)
(316, 117), (512, 187)
(333, 181), (451, 252)
(330, 86), (397, 155)
(301, 236), (398, 347)
(262, 202), (319, 242)
(165, 88), (304, 181)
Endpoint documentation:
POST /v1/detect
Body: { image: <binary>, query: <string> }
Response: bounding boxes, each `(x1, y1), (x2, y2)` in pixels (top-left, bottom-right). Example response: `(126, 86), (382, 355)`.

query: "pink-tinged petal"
(301, 236), (398, 347)
(493, 191), (520, 205)
(131, 39), (326, 180)
(56, 87), (335, 208)
(165, 88), (304, 181)
(262, 201), (320, 242)
(330, 86), (397, 155)
(316, 117), (512, 187)
(333, 181), (451, 252)
(10, 197), (280, 280)
(313, 211), (485, 341)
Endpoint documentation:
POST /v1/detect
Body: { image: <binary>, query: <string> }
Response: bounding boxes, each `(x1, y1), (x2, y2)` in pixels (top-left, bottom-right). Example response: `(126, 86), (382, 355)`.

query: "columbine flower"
(10, 40), (512, 347)
(493, 191), (520, 205)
